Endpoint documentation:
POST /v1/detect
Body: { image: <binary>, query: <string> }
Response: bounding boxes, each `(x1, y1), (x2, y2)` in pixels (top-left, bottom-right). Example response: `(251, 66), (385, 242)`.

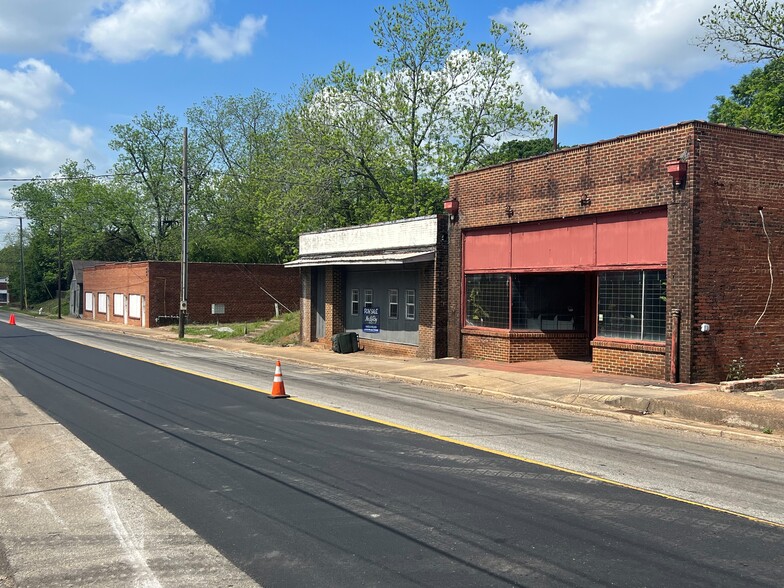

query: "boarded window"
(113, 293), (124, 316)
(129, 294), (142, 319)
(97, 292), (107, 314)
(85, 292), (94, 312)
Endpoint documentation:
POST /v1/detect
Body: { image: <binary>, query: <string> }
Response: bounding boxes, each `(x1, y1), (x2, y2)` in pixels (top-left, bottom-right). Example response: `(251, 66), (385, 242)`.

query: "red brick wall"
(462, 330), (591, 362)
(301, 268), (313, 343)
(144, 262), (299, 324)
(690, 125), (784, 381)
(591, 339), (666, 380)
(82, 263), (150, 327)
(448, 122), (697, 380)
(358, 337), (418, 358)
(449, 122), (784, 382)
(83, 262), (299, 327)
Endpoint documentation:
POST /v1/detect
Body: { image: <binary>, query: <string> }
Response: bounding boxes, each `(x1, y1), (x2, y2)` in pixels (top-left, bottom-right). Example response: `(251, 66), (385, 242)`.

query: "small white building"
(286, 215), (450, 358)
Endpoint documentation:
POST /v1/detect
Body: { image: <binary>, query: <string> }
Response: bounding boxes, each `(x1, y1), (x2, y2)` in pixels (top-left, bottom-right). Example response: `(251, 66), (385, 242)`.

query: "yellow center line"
(100, 347), (784, 530)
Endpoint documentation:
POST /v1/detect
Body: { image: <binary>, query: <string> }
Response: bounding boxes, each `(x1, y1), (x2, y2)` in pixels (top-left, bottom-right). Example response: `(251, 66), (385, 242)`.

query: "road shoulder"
(0, 376), (258, 587)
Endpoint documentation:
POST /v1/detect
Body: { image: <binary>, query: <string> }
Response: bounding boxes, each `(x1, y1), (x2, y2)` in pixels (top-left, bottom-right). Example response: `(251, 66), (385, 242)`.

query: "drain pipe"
(670, 309), (681, 383)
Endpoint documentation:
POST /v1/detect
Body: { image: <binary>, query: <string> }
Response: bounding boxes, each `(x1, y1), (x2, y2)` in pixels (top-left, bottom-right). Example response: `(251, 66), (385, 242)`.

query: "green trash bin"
(332, 332), (353, 353)
(348, 331), (359, 352)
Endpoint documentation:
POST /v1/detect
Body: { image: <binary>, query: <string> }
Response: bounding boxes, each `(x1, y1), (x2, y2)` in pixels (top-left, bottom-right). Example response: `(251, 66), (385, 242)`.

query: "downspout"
(670, 309), (681, 383)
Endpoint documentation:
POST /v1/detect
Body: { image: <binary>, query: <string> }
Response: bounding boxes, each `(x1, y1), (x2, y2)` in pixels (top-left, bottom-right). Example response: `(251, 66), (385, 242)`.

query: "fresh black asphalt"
(1, 323), (782, 587)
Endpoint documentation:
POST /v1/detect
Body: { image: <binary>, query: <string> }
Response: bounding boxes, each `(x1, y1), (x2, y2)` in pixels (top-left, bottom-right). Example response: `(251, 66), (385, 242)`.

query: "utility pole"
(178, 128), (189, 339)
(19, 217), (26, 309)
(57, 220), (62, 319)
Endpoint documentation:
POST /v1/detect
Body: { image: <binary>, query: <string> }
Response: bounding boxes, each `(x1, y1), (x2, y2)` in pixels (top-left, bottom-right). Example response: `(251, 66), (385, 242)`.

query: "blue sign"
(362, 306), (380, 333)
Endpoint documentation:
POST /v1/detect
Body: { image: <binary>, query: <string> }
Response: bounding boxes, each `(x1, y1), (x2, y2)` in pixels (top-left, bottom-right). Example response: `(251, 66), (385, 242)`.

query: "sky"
(0, 0), (756, 243)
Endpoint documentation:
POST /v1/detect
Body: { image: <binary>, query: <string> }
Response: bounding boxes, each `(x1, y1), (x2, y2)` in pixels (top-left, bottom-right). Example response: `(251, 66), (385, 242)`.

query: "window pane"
(405, 289), (416, 320)
(364, 289), (373, 308)
(512, 273), (585, 331)
(643, 270), (666, 341)
(465, 274), (509, 329)
(598, 270), (666, 342)
(351, 289), (359, 315)
(389, 289), (398, 319)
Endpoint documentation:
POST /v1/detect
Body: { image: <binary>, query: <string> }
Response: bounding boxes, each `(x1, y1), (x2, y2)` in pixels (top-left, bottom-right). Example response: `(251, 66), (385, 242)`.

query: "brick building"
(82, 261), (299, 327)
(287, 216), (450, 359)
(447, 121), (784, 383)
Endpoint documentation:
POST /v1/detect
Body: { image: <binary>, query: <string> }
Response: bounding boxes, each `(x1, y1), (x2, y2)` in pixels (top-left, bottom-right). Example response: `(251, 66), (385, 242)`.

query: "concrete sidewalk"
(51, 315), (784, 447)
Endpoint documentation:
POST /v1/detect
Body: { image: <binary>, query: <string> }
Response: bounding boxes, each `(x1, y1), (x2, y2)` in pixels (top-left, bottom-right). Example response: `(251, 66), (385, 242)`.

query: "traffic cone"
(9, 313), (15, 326)
(268, 360), (289, 399)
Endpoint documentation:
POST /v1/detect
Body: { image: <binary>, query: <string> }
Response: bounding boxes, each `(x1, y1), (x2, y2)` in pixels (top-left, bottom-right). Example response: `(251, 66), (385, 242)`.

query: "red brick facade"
(82, 262), (299, 327)
(449, 121), (784, 383)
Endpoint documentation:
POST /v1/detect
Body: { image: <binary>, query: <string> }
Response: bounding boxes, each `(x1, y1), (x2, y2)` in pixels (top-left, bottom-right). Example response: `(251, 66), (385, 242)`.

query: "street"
(0, 320), (782, 586)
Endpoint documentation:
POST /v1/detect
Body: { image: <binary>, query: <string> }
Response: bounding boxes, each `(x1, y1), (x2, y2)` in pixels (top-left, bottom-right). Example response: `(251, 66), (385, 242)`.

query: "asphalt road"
(1, 322), (783, 586)
(14, 313), (784, 527)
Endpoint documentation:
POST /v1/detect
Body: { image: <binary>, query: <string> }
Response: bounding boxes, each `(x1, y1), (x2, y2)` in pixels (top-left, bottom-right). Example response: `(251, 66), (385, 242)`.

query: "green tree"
(475, 138), (555, 167)
(698, 0), (784, 63)
(109, 106), (188, 260)
(186, 91), (284, 262)
(708, 57), (784, 132)
(298, 0), (548, 218)
(11, 160), (140, 303)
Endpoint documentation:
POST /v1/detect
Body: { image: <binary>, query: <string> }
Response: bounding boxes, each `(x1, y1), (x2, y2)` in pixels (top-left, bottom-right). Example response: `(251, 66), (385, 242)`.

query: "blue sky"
(0, 0), (755, 242)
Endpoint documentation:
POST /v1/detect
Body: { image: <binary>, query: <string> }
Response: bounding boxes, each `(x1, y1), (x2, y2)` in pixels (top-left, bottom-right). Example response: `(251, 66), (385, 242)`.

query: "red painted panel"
(464, 227), (512, 271)
(511, 217), (595, 269)
(596, 208), (667, 266)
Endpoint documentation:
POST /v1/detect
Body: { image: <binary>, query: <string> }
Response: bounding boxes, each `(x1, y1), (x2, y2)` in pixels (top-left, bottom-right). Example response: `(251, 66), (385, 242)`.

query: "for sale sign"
(363, 307), (380, 333)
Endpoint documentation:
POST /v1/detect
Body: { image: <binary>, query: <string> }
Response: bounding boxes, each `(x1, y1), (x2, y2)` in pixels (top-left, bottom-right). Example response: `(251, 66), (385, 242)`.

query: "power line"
(0, 172), (139, 183)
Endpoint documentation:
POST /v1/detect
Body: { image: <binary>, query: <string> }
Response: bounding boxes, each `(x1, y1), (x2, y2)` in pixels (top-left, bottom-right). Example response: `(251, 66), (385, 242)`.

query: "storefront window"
(465, 274), (509, 328)
(598, 270), (666, 341)
(351, 289), (359, 315)
(512, 273), (585, 331)
(405, 289), (416, 320)
(389, 289), (398, 319)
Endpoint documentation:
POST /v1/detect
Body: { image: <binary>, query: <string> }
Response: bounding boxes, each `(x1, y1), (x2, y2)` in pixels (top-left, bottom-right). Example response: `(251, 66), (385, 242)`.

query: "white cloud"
(0, 0), (107, 53)
(510, 58), (589, 123)
(191, 15), (267, 62)
(0, 61), (97, 240)
(0, 59), (72, 122)
(82, 0), (266, 62)
(83, 0), (212, 62)
(498, 0), (722, 90)
(0, 1), (266, 63)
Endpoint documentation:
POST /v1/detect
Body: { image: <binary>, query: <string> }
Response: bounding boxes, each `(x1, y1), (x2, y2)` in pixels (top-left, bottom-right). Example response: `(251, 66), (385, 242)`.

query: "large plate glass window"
(598, 270), (666, 341)
(465, 274), (509, 329)
(512, 273), (585, 331)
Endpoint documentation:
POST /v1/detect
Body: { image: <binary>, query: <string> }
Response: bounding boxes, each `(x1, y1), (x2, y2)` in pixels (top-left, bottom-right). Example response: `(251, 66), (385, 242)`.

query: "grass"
(10, 292), (71, 318)
(175, 311), (300, 346)
(251, 311), (300, 345)
(179, 320), (265, 339)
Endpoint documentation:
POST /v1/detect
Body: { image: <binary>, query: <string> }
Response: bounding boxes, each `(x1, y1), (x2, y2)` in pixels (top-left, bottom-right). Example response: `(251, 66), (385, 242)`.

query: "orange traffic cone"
(268, 360), (289, 399)
(9, 313), (15, 326)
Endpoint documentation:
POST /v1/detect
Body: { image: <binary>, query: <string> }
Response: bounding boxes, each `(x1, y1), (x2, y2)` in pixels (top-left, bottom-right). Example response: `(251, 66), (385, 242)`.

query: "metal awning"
(285, 248), (436, 268)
